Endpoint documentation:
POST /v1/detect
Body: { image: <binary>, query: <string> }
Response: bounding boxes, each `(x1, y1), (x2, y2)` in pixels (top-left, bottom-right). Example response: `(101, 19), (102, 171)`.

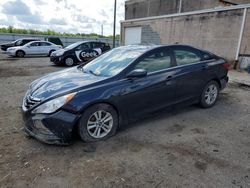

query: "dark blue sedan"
(22, 45), (229, 144)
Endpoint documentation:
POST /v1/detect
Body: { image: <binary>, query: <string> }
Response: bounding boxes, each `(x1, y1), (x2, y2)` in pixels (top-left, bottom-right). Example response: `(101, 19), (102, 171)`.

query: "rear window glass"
(202, 52), (214, 60)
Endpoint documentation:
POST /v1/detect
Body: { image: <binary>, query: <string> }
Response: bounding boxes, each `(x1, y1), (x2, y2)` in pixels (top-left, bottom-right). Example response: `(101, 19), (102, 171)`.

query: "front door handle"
(165, 75), (173, 86)
(166, 76), (172, 81)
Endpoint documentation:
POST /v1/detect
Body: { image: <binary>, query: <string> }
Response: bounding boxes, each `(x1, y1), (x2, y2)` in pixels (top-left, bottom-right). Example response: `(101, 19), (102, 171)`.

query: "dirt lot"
(0, 53), (250, 188)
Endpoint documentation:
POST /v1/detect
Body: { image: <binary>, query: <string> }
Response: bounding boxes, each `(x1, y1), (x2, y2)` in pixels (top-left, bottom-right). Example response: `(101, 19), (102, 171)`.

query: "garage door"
(124, 27), (142, 45)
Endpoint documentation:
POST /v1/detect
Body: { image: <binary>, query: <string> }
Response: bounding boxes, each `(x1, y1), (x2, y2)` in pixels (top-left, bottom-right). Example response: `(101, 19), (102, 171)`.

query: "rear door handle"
(202, 65), (208, 70)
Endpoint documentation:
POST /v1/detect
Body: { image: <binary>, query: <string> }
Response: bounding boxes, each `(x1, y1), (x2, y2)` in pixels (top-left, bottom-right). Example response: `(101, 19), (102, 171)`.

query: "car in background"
(22, 44), (229, 144)
(45, 37), (64, 47)
(6, 41), (62, 57)
(50, 41), (111, 66)
(0, 38), (40, 51)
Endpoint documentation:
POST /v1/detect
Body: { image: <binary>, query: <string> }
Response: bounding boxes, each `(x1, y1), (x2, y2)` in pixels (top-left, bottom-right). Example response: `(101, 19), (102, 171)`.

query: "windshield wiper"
(79, 66), (99, 76)
(78, 66), (84, 72)
(88, 70), (99, 76)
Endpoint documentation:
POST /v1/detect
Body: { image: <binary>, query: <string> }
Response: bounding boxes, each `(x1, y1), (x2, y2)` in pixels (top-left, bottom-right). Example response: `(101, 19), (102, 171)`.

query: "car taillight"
(222, 62), (230, 70)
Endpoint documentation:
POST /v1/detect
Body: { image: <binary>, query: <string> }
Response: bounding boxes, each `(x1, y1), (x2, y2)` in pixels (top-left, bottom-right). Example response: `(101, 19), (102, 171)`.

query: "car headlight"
(32, 93), (76, 114)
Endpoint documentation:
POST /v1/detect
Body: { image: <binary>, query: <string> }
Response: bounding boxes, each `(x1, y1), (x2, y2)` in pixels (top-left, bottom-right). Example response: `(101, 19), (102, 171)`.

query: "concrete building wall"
(121, 8), (249, 61)
(125, 0), (250, 19)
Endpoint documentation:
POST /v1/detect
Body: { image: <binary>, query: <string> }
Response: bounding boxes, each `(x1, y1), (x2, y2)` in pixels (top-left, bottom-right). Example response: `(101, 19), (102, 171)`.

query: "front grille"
(24, 94), (41, 110)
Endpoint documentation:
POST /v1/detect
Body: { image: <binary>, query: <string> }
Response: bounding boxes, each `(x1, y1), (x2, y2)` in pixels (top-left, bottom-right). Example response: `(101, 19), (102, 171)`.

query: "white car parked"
(6, 41), (62, 57)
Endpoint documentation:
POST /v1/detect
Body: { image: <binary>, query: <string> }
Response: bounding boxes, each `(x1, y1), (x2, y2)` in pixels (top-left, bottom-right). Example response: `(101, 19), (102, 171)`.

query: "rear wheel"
(200, 80), (219, 108)
(16, 50), (25, 58)
(78, 104), (118, 142)
(64, 57), (75, 67)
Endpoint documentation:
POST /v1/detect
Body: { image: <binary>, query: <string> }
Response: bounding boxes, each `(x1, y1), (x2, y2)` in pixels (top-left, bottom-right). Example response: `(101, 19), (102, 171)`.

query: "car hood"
(51, 49), (66, 56)
(29, 67), (107, 100)
(7, 46), (22, 50)
(0, 42), (14, 47)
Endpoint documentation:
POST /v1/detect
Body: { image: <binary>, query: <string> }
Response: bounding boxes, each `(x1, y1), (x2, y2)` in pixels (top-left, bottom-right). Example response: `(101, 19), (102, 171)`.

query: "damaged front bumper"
(21, 108), (78, 145)
(50, 55), (64, 65)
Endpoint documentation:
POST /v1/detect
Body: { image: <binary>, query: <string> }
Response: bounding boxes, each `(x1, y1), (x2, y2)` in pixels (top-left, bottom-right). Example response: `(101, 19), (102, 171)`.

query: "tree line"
(0, 26), (120, 39)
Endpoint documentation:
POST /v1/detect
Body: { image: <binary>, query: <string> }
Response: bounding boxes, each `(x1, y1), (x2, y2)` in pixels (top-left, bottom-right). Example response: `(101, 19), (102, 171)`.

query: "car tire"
(16, 50), (25, 58)
(48, 50), (55, 57)
(200, 80), (219, 108)
(78, 103), (118, 142)
(64, 57), (75, 67)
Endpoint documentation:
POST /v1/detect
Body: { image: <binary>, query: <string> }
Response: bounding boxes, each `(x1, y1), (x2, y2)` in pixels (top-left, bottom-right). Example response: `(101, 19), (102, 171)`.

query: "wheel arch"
(16, 49), (25, 56)
(72, 100), (123, 135)
(211, 78), (221, 89)
(49, 49), (56, 55)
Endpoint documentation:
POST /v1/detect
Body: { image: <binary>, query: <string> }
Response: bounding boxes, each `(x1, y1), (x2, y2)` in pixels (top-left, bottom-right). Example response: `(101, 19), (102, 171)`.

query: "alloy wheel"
(17, 51), (24, 57)
(87, 110), (113, 139)
(65, 58), (74, 66)
(204, 84), (218, 105)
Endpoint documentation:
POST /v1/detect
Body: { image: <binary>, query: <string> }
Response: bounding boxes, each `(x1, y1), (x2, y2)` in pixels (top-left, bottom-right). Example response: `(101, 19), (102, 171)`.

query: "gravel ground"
(0, 53), (250, 188)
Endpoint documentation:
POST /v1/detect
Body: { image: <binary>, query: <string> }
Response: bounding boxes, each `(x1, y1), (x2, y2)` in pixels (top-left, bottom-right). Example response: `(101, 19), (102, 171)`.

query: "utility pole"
(101, 24), (103, 36)
(178, 0), (182, 13)
(113, 0), (117, 48)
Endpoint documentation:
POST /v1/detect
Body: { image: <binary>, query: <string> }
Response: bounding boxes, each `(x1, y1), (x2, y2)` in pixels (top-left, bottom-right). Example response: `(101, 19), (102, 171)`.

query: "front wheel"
(64, 57), (75, 67)
(200, 80), (219, 108)
(16, 50), (25, 58)
(78, 104), (118, 142)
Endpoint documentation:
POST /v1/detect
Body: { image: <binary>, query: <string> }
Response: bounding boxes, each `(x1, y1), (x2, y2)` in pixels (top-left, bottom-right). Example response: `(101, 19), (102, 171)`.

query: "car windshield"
(15, 39), (23, 45)
(82, 47), (144, 77)
(65, 42), (83, 50)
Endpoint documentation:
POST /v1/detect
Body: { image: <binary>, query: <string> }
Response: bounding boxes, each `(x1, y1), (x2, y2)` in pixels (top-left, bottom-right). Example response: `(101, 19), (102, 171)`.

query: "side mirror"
(27, 45), (30, 48)
(126, 69), (147, 79)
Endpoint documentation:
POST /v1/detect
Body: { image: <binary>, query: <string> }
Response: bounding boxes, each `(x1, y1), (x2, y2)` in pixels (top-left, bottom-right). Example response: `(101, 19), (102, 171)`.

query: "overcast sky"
(0, 0), (125, 36)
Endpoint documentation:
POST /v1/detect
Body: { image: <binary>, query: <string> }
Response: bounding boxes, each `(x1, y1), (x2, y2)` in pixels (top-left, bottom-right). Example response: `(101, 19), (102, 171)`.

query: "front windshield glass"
(82, 47), (144, 77)
(65, 42), (82, 50)
(15, 39), (22, 45)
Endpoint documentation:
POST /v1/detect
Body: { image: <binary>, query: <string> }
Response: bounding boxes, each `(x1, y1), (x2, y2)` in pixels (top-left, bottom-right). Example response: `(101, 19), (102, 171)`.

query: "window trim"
(172, 59), (215, 69)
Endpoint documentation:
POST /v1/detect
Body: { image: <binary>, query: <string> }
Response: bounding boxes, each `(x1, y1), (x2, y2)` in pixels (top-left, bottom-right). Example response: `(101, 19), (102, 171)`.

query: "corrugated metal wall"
(0, 33), (120, 47)
(125, 0), (250, 19)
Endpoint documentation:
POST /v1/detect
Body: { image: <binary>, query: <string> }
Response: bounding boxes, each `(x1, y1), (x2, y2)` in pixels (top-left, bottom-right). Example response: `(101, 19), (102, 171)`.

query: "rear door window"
(76, 43), (90, 50)
(172, 47), (201, 66)
(30, 42), (40, 47)
(91, 42), (101, 48)
(40, 42), (52, 46)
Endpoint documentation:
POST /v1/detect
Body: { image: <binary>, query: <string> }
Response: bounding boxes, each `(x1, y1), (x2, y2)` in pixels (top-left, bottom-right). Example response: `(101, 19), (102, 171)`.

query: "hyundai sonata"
(22, 45), (229, 144)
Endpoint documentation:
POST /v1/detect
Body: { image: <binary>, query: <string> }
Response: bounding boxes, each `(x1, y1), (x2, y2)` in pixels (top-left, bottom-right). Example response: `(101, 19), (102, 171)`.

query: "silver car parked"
(6, 41), (62, 57)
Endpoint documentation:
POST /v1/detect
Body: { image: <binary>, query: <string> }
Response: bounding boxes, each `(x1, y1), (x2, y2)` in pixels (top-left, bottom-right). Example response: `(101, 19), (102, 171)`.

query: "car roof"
(25, 41), (52, 44)
(111, 45), (158, 54)
(118, 44), (208, 54)
(18, 38), (40, 40)
(77, 41), (108, 44)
